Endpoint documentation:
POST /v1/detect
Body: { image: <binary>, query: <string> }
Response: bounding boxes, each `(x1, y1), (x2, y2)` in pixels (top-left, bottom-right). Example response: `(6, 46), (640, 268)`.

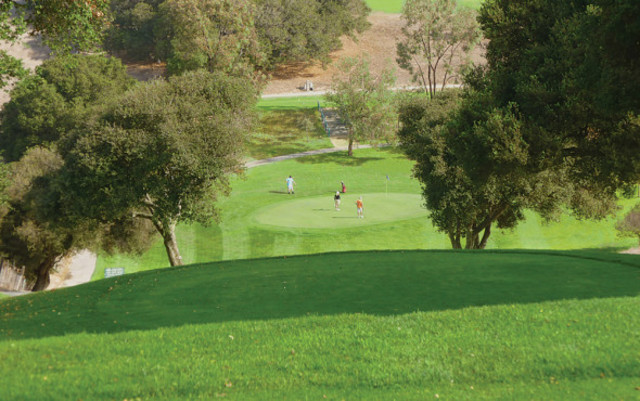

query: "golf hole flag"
(385, 175), (389, 196)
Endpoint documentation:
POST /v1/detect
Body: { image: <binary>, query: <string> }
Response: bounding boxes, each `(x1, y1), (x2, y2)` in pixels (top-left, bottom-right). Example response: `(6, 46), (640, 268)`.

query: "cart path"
(245, 144), (384, 168)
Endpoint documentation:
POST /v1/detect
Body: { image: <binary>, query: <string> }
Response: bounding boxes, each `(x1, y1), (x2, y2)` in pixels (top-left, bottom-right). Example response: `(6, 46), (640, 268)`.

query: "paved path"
(57, 250), (97, 288)
(245, 144), (377, 168)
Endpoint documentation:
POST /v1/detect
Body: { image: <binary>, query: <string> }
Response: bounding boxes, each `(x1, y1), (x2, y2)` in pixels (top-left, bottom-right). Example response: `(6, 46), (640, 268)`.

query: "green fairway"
(366, 0), (484, 13)
(257, 95), (326, 111)
(95, 147), (637, 277)
(1, 250), (639, 400)
(255, 192), (427, 228)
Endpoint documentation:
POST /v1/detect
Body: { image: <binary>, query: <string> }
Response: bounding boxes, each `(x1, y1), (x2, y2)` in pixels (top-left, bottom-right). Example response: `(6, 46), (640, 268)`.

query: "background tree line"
(104, 0), (370, 73)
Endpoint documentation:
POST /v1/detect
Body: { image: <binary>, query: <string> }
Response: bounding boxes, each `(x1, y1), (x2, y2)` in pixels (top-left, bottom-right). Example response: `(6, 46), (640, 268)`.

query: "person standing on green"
(286, 175), (295, 194)
(356, 196), (363, 218)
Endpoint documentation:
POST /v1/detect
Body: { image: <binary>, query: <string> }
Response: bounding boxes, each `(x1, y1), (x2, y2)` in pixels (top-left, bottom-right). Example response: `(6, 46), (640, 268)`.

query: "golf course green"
(254, 193), (427, 229)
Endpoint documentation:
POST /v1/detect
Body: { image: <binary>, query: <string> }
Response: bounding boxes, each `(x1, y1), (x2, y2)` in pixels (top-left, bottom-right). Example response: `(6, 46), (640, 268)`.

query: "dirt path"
(620, 247), (640, 255)
(48, 250), (97, 290)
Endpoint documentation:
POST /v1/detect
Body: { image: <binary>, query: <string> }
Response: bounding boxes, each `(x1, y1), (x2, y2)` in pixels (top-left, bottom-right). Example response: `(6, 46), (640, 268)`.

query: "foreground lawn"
(95, 147), (637, 277)
(1, 250), (639, 400)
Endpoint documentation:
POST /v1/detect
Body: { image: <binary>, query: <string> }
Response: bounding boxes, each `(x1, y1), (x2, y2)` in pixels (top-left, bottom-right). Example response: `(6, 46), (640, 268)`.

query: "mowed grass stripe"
(0, 250), (639, 400)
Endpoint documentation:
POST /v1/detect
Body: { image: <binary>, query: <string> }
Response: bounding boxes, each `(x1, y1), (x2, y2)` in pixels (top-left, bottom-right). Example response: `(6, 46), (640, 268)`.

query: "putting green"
(254, 193), (428, 229)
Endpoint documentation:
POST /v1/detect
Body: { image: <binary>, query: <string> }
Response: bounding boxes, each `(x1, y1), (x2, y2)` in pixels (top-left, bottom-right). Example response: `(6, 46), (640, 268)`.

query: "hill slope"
(1, 250), (639, 400)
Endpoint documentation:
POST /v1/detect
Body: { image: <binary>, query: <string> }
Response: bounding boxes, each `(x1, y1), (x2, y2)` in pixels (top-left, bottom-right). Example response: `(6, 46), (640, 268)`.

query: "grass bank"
(1, 250), (639, 400)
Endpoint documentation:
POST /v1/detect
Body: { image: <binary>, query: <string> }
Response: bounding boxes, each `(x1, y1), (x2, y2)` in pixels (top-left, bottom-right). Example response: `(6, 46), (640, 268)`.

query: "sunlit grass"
(366, 0), (484, 13)
(2, 250), (639, 400)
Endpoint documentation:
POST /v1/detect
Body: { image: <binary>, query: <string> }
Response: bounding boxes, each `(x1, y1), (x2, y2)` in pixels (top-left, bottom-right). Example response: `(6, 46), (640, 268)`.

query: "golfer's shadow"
(332, 216), (359, 219)
(269, 190), (289, 194)
(312, 208), (332, 211)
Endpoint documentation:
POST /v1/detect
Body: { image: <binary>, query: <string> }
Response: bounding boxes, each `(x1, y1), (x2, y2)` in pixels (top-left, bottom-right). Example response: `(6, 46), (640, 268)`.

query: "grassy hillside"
(95, 147), (638, 277)
(366, 0), (484, 13)
(1, 250), (639, 400)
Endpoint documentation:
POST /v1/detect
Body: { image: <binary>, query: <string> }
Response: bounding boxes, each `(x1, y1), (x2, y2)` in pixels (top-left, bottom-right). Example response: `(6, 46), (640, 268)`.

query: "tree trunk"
(31, 258), (56, 292)
(478, 224), (492, 249)
(162, 222), (183, 266)
(465, 225), (477, 249)
(448, 232), (462, 249)
(348, 138), (354, 156)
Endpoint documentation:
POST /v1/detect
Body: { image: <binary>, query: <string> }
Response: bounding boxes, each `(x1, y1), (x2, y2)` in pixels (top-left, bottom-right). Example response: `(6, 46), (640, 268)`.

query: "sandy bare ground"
(48, 250), (97, 290)
(0, 34), (50, 105)
(620, 247), (640, 255)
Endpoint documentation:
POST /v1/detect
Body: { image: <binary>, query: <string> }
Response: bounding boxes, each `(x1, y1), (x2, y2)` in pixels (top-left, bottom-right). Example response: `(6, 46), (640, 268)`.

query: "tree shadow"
(2, 249), (639, 341)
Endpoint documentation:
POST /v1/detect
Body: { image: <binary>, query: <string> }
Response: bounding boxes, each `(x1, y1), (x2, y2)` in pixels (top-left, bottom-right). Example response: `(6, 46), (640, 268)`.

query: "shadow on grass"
(2, 249), (639, 341)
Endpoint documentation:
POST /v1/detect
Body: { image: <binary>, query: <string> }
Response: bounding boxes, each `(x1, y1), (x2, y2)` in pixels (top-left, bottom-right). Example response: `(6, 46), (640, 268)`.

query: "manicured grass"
(247, 109), (332, 160)
(254, 192), (427, 228)
(95, 147), (638, 277)
(1, 250), (639, 400)
(256, 95), (326, 111)
(365, 0), (484, 13)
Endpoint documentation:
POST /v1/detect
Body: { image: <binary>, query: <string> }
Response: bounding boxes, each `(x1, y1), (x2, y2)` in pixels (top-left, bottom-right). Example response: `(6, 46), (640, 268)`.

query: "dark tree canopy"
(57, 70), (258, 267)
(479, 0), (640, 192)
(0, 0), (110, 86)
(0, 54), (135, 161)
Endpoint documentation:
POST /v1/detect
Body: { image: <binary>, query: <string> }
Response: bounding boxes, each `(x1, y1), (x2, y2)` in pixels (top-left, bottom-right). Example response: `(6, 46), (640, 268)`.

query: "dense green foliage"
(397, 0), (481, 96)
(0, 0), (109, 86)
(0, 55), (137, 290)
(0, 54), (135, 161)
(1, 250), (639, 399)
(398, 89), (587, 249)
(105, 0), (370, 70)
(58, 70), (258, 267)
(156, 0), (263, 77)
(254, 0), (370, 68)
(326, 57), (396, 155)
(478, 0), (640, 203)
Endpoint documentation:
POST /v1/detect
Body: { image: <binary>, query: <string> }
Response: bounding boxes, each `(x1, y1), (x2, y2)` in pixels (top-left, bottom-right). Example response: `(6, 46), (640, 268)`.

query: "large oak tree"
(58, 70), (258, 266)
